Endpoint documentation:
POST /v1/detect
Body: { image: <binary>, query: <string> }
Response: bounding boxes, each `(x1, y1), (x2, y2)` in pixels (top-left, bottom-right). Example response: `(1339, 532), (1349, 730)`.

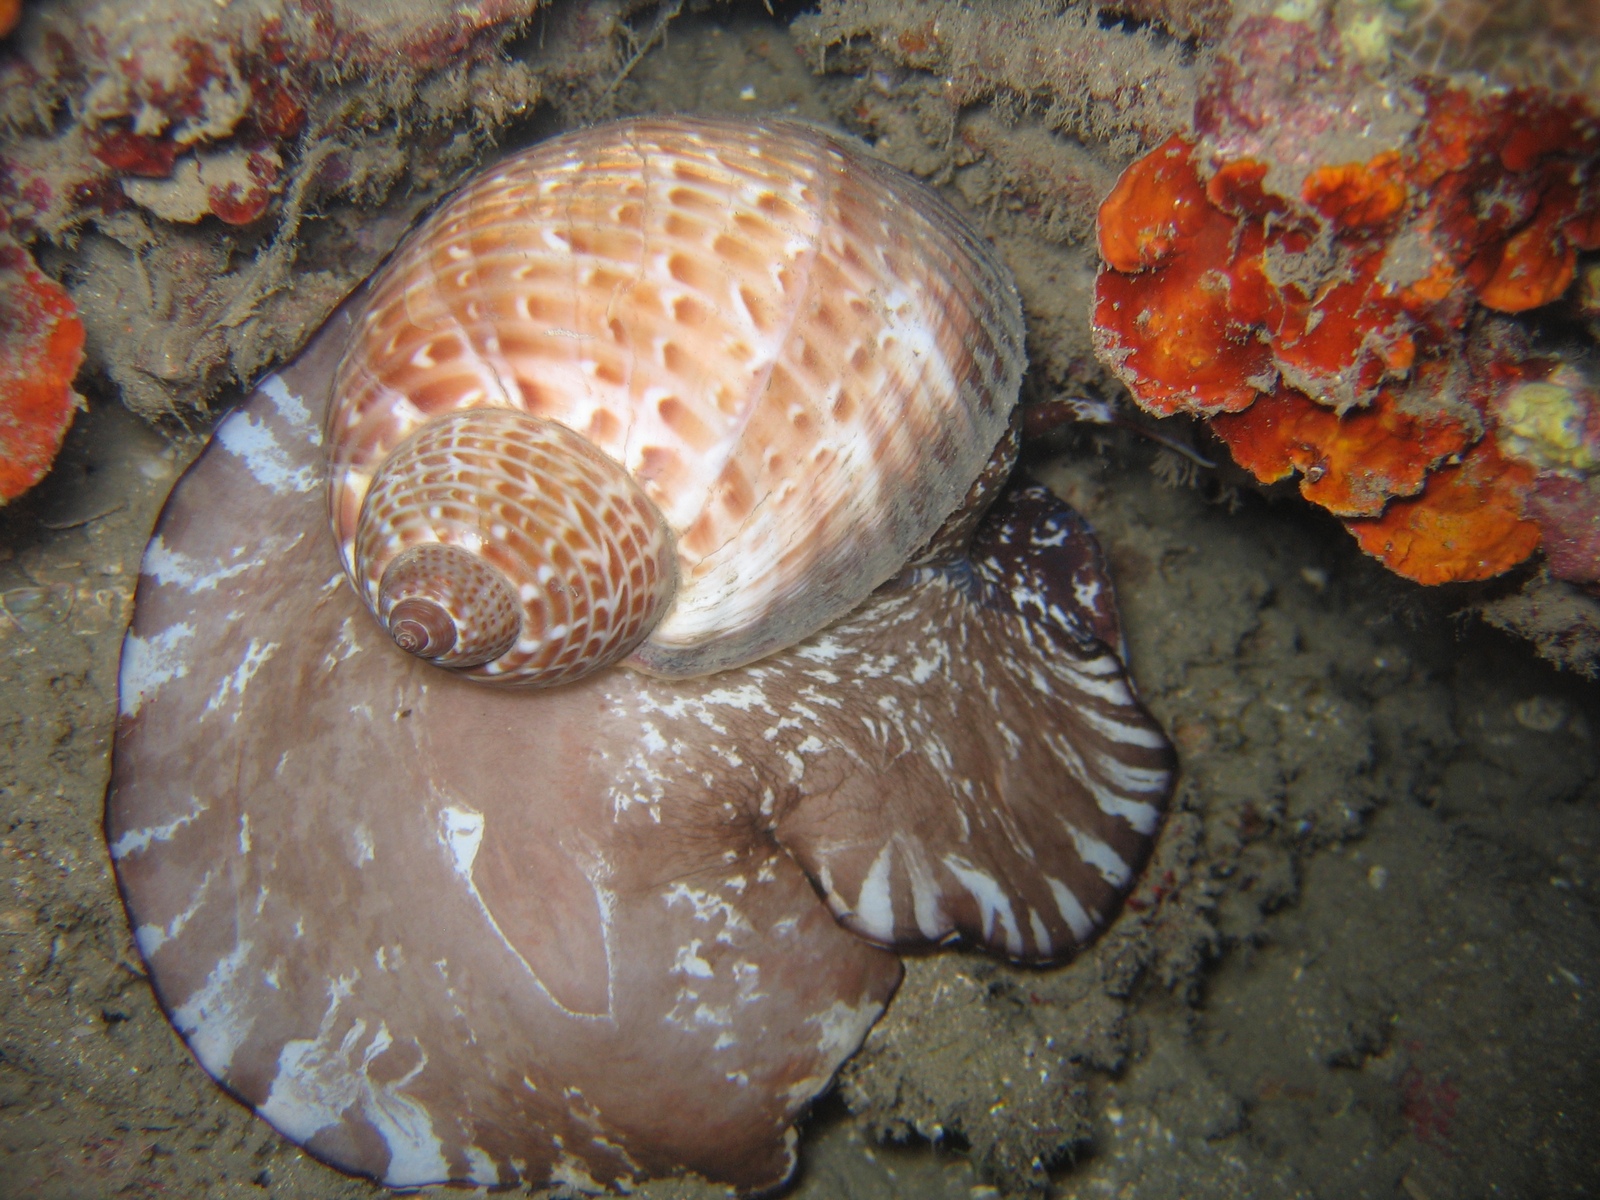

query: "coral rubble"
(1094, 13), (1600, 588)
(792, 0), (1200, 162)
(1351, 0), (1600, 98)
(0, 0), (653, 421)
(1102, 0), (1234, 41)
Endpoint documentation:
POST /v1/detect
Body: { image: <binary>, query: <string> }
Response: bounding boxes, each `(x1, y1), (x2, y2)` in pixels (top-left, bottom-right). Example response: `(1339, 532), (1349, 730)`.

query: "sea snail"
(326, 115), (1025, 684)
(107, 117), (1177, 1193)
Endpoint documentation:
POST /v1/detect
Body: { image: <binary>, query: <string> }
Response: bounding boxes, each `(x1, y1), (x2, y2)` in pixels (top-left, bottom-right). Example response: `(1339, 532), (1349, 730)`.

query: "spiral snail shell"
(109, 119), (1174, 1183)
(327, 116), (1025, 684)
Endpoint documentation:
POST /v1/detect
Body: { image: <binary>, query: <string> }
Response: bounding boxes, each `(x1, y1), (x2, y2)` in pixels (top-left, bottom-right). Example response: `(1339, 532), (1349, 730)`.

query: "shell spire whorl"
(379, 543), (519, 666)
(351, 408), (676, 686)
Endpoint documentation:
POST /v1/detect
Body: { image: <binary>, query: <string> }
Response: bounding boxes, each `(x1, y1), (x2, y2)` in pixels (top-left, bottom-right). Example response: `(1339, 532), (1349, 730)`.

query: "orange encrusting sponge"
(0, 240), (85, 502)
(1093, 74), (1600, 585)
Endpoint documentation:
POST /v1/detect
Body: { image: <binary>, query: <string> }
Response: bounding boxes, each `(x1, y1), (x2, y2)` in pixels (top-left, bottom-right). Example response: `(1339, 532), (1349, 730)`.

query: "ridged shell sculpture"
(107, 117), (1177, 1194)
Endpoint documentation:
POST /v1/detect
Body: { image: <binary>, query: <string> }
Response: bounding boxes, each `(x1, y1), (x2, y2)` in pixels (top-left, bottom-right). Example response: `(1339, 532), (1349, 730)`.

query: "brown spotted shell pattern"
(327, 116), (1025, 685)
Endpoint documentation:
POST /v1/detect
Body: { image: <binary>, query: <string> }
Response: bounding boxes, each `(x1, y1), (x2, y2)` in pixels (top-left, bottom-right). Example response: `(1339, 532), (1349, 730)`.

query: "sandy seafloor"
(2, 7), (1599, 1200)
